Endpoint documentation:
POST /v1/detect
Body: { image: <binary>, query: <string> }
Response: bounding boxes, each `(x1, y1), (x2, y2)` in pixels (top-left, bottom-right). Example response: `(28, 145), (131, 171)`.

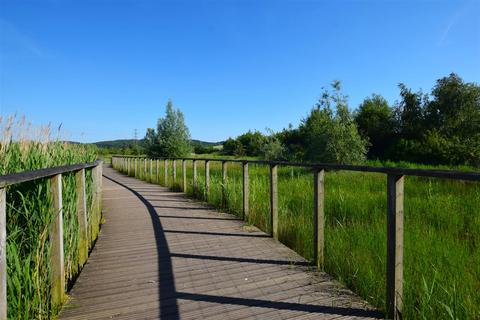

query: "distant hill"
(93, 139), (145, 149)
(93, 139), (223, 149)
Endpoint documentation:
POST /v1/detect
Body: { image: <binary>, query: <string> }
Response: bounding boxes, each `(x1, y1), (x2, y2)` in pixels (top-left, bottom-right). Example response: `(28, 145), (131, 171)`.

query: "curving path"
(59, 165), (381, 320)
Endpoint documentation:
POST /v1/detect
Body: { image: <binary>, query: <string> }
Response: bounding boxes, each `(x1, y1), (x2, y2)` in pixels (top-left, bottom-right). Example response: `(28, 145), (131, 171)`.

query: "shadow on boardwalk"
(60, 166), (383, 320)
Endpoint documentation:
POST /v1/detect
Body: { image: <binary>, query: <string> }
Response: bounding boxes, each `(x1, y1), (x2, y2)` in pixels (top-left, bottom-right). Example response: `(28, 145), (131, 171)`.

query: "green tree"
(355, 94), (395, 158)
(145, 100), (192, 157)
(300, 81), (368, 164)
(424, 73), (480, 165)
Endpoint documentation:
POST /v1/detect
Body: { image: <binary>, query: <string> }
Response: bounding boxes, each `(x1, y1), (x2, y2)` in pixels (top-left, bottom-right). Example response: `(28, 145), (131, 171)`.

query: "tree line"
(143, 73), (479, 167)
(222, 73), (480, 166)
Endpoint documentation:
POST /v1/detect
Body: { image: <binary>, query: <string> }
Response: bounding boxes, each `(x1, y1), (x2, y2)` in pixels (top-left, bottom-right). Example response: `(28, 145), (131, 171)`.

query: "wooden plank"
(193, 160), (197, 195)
(182, 160), (187, 191)
(76, 169), (88, 267)
(0, 188), (6, 320)
(386, 174), (404, 320)
(222, 161), (227, 208)
(242, 162), (249, 220)
(173, 160), (177, 185)
(205, 160), (210, 201)
(313, 169), (325, 270)
(270, 164), (278, 239)
(50, 174), (65, 306)
(156, 159), (159, 184)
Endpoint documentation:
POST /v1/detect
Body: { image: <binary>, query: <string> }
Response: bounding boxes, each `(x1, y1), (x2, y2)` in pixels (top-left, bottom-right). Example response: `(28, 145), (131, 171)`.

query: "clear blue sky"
(1, 0), (479, 143)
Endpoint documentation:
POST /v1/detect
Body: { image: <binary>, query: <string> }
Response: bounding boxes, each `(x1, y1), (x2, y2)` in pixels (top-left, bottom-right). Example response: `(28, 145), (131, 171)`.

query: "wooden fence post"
(222, 161), (227, 208)
(143, 158), (147, 179)
(386, 174), (404, 320)
(0, 188), (6, 320)
(150, 159), (153, 182)
(182, 160), (187, 192)
(270, 164), (278, 239)
(50, 174), (65, 305)
(173, 160), (177, 185)
(156, 159), (159, 183)
(134, 158), (137, 177)
(242, 162), (249, 220)
(97, 162), (103, 220)
(313, 169), (325, 269)
(164, 159), (168, 186)
(193, 160), (197, 195)
(205, 160), (210, 201)
(75, 169), (88, 267)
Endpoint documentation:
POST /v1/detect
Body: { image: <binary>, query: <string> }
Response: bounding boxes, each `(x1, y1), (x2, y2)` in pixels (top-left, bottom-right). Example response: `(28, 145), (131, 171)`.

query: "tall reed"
(1, 115), (97, 319)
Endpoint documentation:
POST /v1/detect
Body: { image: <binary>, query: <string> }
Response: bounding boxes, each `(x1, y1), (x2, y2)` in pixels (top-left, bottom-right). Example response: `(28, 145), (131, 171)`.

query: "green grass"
(1, 116), (98, 319)
(117, 157), (480, 319)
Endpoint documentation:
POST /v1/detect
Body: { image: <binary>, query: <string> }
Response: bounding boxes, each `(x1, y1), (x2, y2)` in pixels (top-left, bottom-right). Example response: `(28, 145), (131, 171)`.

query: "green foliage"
(145, 100), (192, 157)
(260, 134), (285, 161)
(355, 94), (395, 158)
(387, 73), (480, 166)
(300, 81), (368, 164)
(193, 143), (215, 154)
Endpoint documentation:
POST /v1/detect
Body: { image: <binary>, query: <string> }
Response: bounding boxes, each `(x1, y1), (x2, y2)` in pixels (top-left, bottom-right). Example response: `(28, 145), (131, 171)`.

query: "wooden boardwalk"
(59, 165), (381, 320)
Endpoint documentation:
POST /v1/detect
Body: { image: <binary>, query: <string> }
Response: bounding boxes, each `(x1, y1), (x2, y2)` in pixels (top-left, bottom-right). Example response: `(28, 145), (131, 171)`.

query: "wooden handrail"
(0, 160), (103, 320)
(111, 156), (480, 182)
(0, 160), (102, 188)
(112, 155), (479, 320)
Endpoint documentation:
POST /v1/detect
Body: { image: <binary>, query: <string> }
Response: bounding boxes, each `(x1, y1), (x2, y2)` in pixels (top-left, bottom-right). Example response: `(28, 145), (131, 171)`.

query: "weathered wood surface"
(60, 165), (381, 320)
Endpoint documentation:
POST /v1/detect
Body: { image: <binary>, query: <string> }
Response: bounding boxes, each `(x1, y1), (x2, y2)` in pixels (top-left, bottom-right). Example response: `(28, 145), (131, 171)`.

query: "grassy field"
(1, 116), (98, 319)
(117, 157), (480, 319)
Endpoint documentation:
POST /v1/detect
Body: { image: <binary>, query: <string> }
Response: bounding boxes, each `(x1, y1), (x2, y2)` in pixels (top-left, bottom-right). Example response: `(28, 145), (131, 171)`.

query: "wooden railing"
(112, 155), (480, 319)
(0, 160), (103, 320)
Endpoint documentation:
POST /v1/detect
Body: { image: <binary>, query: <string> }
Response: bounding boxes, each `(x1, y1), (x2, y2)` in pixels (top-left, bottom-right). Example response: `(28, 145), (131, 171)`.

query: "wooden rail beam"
(75, 169), (88, 267)
(243, 162), (249, 220)
(222, 161), (227, 208)
(270, 164), (278, 239)
(386, 174), (404, 320)
(313, 169), (325, 269)
(50, 174), (65, 306)
(0, 188), (6, 320)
